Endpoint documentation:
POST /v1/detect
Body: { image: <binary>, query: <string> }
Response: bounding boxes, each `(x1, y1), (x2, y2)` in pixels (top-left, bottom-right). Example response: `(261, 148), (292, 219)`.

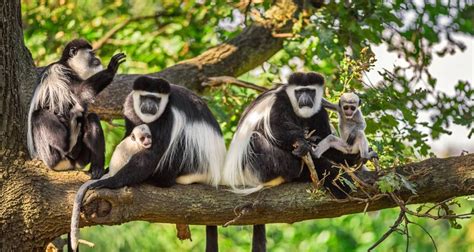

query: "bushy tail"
(227, 184), (265, 195)
(70, 179), (99, 251)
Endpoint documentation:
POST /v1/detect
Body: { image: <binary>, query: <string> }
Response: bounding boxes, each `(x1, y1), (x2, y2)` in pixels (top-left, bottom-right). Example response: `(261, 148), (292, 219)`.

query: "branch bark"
(2, 154), (472, 250)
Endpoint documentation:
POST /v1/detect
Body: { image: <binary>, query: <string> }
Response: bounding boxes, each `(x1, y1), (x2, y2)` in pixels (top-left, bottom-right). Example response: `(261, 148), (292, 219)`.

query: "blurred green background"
(22, 0), (473, 251)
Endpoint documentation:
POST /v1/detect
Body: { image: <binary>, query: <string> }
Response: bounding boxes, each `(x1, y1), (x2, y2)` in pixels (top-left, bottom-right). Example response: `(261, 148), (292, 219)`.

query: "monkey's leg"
(206, 226), (218, 252)
(356, 131), (372, 160)
(32, 110), (74, 170)
(312, 135), (350, 158)
(176, 173), (209, 185)
(252, 224), (266, 252)
(82, 113), (105, 179)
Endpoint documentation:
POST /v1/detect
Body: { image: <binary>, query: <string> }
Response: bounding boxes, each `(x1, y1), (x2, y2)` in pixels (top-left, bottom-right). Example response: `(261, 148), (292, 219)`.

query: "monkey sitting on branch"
(313, 93), (378, 163)
(70, 124), (152, 251)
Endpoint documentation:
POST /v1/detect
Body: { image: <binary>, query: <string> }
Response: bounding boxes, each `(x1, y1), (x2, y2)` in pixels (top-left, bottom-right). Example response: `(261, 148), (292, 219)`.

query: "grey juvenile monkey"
(70, 124), (152, 251)
(313, 93), (378, 161)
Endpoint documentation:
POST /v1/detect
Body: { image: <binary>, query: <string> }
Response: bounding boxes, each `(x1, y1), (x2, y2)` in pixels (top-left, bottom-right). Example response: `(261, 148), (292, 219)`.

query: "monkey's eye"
(131, 135), (136, 141)
(140, 137), (145, 142)
(343, 105), (356, 111)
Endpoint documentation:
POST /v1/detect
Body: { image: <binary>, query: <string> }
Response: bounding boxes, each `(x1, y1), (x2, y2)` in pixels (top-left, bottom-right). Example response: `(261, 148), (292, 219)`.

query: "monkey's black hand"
(292, 139), (311, 157)
(90, 167), (105, 179)
(106, 53), (126, 73)
(346, 132), (357, 146)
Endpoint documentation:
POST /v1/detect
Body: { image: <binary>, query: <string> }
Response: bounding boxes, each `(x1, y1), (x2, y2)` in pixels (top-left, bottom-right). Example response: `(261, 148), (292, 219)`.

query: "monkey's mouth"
(142, 137), (152, 149)
(140, 95), (161, 114)
(295, 89), (316, 108)
(344, 111), (354, 118)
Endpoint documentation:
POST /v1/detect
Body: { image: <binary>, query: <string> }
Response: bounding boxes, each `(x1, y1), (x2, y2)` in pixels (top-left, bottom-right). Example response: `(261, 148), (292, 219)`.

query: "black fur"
(86, 77), (222, 252)
(206, 226), (218, 252)
(252, 225), (266, 252)
(236, 72), (362, 251)
(133, 76), (171, 94)
(60, 38), (92, 62)
(288, 71), (324, 86)
(90, 83), (222, 188)
(29, 39), (125, 178)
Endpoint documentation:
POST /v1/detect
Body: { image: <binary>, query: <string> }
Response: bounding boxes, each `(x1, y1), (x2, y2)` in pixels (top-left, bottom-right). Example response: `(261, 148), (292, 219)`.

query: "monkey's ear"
(69, 47), (78, 57)
(131, 134), (136, 141)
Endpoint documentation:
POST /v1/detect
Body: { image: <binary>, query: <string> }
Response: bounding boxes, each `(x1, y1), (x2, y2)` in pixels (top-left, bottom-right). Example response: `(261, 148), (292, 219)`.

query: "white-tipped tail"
(156, 108), (226, 187)
(70, 178), (101, 251)
(27, 64), (80, 158)
(222, 92), (277, 193)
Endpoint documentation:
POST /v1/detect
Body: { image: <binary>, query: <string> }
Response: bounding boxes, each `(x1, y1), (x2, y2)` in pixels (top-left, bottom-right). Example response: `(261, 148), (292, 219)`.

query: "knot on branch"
(83, 187), (134, 223)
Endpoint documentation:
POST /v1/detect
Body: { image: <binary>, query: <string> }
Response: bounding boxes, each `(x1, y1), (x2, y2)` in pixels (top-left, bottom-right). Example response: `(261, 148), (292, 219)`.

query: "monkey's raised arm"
(77, 53), (126, 102)
(321, 98), (339, 112)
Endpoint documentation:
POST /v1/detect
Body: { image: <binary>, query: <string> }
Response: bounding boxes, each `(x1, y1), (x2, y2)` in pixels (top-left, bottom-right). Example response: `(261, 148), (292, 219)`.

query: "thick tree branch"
(2, 154), (472, 250)
(89, 0), (316, 120)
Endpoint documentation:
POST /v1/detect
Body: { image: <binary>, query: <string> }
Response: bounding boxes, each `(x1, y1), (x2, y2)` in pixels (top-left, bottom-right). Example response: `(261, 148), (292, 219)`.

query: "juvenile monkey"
(70, 124), (152, 251)
(313, 93), (378, 161)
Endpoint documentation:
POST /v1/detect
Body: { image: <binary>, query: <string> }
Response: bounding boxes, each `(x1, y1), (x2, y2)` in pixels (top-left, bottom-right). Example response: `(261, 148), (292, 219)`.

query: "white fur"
(27, 64), (81, 157)
(68, 49), (103, 80)
(285, 85), (323, 118)
(109, 124), (151, 176)
(222, 91), (278, 192)
(70, 174), (110, 251)
(132, 90), (169, 123)
(70, 125), (151, 252)
(156, 108), (226, 187)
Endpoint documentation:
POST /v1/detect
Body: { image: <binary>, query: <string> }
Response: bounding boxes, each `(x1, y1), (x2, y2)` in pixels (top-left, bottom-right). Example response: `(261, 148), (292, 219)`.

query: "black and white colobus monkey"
(71, 124), (152, 251)
(27, 39), (126, 179)
(223, 72), (363, 252)
(84, 76), (226, 252)
(314, 93), (378, 160)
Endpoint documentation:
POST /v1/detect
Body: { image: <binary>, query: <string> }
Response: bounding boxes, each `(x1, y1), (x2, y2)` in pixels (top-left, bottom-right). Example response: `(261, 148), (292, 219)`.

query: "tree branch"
(92, 13), (169, 50)
(202, 76), (269, 92)
(88, 0), (313, 120)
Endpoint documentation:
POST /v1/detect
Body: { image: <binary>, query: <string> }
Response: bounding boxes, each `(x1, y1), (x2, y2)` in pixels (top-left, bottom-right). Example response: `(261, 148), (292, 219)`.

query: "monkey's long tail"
(70, 179), (99, 252)
(227, 184), (264, 195)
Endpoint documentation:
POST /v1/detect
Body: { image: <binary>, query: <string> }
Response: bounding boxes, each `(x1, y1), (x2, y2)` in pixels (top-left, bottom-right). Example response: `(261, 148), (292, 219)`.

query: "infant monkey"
(70, 124), (152, 251)
(313, 93), (378, 161)
(108, 124), (152, 176)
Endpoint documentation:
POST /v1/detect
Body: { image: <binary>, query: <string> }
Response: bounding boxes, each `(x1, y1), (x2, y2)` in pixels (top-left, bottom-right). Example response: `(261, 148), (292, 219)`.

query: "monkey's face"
(339, 93), (361, 119)
(286, 85), (323, 118)
(131, 77), (171, 123)
(66, 42), (103, 80)
(131, 125), (152, 149)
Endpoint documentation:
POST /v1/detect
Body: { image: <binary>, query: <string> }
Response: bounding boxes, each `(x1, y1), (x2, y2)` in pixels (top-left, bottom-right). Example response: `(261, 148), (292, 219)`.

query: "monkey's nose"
(143, 138), (152, 148)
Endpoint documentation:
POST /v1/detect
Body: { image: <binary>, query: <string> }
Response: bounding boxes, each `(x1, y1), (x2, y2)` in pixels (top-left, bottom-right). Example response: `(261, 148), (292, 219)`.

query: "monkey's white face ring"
(132, 90), (169, 123)
(285, 84), (323, 118)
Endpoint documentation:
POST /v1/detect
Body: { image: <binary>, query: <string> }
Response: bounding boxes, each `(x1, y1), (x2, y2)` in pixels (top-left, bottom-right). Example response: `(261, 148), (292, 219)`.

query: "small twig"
(368, 210), (405, 251)
(272, 32), (297, 38)
(78, 239), (95, 248)
(404, 215), (410, 252)
(223, 202), (256, 227)
(203, 76), (268, 92)
(302, 153), (321, 189)
(423, 197), (456, 215)
(408, 221), (438, 252)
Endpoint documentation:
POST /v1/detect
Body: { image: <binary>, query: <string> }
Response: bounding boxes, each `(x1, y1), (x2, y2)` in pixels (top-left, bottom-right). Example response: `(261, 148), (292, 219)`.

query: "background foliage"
(22, 0), (473, 251)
